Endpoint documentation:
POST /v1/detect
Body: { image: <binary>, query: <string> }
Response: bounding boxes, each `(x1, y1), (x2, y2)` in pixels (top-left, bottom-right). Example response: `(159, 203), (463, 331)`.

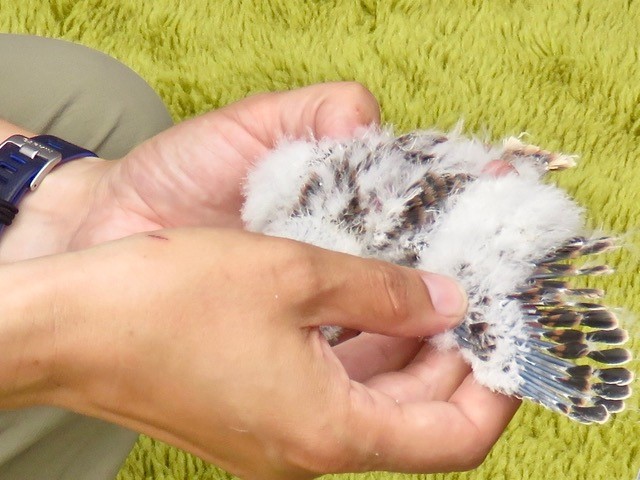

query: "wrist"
(0, 155), (111, 262)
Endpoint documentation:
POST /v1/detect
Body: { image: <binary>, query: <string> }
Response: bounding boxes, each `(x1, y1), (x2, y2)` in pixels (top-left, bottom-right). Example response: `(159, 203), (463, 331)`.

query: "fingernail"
(420, 273), (468, 321)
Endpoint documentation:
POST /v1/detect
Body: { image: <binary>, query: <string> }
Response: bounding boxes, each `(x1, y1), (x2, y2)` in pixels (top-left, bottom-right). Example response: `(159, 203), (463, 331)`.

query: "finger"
(332, 334), (423, 382)
(343, 376), (520, 473)
(284, 241), (467, 338)
(363, 346), (471, 403)
(295, 82), (381, 139)
(227, 81), (381, 145)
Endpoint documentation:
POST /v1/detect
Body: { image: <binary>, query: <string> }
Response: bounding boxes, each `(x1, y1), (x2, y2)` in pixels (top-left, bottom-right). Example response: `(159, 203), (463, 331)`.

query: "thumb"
(292, 246), (467, 338)
(241, 81), (381, 142)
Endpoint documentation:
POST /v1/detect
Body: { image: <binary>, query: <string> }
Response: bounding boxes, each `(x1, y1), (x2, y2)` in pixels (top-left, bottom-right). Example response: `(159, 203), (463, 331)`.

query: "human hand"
(0, 228), (517, 479)
(0, 82), (380, 261)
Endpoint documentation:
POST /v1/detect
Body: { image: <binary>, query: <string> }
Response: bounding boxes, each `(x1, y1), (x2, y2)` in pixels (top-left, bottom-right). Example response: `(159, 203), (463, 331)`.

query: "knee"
(1, 35), (174, 158)
(49, 39), (174, 158)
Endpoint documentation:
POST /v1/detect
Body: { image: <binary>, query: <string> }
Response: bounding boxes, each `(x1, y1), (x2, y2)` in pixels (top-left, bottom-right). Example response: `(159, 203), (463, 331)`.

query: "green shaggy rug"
(1, 1), (639, 479)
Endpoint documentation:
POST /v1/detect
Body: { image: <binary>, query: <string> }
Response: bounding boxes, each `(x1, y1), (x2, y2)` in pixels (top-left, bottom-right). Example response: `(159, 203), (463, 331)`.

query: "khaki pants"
(0, 34), (173, 479)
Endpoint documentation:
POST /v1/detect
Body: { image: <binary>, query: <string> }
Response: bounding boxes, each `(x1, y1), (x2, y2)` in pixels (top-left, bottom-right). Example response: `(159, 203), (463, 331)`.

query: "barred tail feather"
(510, 240), (632, 423)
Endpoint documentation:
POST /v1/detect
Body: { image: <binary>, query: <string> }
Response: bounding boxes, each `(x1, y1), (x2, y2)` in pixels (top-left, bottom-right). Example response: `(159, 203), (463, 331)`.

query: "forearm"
(0, 240), (132, 417)
(0, 253), (64, 408)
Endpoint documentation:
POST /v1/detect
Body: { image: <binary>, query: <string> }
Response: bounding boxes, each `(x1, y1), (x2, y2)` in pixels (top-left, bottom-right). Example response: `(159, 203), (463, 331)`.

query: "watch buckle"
(0, 135), (62, 190)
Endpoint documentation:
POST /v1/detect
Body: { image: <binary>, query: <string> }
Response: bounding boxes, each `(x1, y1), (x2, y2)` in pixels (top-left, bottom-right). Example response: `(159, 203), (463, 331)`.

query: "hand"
(0, 228), (517, 480)
(0, 82), (380, 261)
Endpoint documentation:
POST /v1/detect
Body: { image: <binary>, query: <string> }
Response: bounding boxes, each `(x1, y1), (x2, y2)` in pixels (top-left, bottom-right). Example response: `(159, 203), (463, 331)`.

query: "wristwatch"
(0, 135), (97, 229)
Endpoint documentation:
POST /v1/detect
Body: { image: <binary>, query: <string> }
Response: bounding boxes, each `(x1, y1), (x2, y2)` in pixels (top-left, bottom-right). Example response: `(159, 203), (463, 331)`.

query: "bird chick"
(242, 126), (633, 424)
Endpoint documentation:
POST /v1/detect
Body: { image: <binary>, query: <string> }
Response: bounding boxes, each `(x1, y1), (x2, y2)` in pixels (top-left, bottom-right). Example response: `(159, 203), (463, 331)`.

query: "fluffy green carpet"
(2, 1), (639, 479)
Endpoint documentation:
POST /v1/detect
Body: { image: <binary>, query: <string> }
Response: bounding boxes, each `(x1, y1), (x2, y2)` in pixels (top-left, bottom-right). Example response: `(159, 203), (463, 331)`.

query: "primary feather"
(242, 126), (633, 424)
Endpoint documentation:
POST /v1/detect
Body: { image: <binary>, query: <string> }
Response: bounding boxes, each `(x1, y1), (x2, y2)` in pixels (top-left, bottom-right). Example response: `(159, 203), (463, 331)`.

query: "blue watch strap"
(0, 134), (97, 228)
